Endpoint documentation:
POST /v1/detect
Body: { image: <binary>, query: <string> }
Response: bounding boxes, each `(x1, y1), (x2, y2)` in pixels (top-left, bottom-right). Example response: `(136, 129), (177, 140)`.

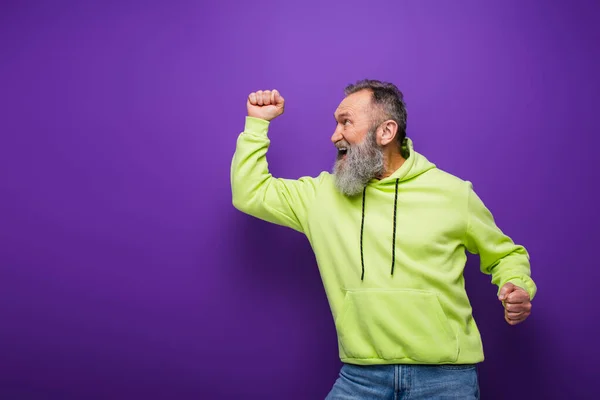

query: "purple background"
(1, 0), (599, 399)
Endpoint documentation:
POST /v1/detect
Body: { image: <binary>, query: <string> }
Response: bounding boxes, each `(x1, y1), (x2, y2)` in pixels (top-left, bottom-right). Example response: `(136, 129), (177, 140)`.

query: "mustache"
(335, 140), (351, 150)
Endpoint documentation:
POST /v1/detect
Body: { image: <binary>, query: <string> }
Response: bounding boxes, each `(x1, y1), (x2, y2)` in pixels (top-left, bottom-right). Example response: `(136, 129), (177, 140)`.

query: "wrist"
(247, 115), (273, 122)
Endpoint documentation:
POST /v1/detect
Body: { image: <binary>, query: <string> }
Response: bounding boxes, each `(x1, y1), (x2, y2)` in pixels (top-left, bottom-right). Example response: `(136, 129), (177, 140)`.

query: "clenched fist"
(247, 90), (285, 121)
(499, 282), (532, 325)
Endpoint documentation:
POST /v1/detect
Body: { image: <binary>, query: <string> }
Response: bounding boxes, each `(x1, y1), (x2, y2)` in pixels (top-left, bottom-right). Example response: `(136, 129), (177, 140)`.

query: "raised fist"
(247, 89), (285, 121)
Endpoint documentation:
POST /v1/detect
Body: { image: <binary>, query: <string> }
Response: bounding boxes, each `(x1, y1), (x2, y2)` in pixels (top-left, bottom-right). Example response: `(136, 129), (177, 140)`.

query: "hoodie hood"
(372, 137), (437, 185)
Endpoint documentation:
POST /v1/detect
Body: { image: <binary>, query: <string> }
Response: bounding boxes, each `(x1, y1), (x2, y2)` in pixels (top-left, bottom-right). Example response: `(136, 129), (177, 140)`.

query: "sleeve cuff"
(244, 116), (270, 136)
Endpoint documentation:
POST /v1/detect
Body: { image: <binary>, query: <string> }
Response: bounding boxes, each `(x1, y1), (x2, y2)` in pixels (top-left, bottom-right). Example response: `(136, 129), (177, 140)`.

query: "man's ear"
(378, 120), (399, 146)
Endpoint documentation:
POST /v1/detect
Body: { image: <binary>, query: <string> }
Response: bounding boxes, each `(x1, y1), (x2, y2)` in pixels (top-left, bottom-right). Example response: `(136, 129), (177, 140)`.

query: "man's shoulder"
(415, 168), (472, 207)
(419, 166), (469, 189)
(294, 171), (334, 188)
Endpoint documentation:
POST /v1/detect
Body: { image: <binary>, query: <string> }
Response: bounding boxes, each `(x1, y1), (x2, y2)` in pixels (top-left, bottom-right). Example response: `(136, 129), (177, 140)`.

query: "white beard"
(333, 130), (385, 197)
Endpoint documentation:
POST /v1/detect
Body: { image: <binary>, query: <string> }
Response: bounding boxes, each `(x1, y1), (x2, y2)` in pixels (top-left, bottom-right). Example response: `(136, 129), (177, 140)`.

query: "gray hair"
(344, 79), (408, 148)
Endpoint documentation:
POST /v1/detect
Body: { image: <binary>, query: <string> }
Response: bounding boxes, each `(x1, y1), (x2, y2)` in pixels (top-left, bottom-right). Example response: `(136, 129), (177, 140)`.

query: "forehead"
(335, 89), (373, 117)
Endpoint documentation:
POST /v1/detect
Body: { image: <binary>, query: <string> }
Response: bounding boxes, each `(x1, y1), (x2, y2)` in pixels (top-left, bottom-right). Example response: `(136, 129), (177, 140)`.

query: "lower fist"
(247, 89), (285, 121)
(499, 282), (532, 326)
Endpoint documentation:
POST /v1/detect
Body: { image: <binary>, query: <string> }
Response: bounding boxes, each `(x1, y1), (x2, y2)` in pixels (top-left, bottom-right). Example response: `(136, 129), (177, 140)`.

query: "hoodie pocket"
(337, 289), (458, 363)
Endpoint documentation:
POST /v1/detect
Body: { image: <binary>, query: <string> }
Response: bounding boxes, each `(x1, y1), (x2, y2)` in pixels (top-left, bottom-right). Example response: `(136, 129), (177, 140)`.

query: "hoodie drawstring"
(360, 187), (367, 281)
(390, 178), (399, 276)
(360, 178), (400, 281)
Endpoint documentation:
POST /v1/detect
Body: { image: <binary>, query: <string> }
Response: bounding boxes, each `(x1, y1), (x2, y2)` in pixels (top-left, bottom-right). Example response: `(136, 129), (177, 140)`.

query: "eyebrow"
(334, 112), (352, 120)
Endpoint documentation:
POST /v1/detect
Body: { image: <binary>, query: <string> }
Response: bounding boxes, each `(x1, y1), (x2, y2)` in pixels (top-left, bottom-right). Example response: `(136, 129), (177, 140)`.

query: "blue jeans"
(325, 363), (480, 399)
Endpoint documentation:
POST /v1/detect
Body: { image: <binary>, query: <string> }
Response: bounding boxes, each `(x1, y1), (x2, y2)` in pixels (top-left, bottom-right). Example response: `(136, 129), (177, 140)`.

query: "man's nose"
(331, 127), (343, 143)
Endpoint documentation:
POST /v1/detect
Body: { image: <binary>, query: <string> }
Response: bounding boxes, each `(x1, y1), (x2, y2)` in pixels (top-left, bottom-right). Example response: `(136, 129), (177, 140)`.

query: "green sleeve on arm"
(230, 116), (325, 233)
(463, 182), (537, 300)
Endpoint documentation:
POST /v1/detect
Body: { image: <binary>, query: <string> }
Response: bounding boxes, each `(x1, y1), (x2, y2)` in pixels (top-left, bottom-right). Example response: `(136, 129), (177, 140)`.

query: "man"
(231, 80), (536, 399)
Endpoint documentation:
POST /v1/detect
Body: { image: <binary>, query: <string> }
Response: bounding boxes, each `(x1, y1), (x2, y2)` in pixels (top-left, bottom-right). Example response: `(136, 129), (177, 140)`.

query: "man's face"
(331, 90), (385, 196)
(331, 90), (374, 149)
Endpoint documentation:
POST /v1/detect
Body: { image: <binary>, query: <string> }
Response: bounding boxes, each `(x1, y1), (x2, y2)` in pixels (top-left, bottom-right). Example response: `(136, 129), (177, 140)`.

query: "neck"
(379, 148), (406, 179)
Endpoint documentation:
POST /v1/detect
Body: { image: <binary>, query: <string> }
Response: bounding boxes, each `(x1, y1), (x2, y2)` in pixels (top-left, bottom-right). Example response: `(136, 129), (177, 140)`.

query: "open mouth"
(337, 147), (348, 158)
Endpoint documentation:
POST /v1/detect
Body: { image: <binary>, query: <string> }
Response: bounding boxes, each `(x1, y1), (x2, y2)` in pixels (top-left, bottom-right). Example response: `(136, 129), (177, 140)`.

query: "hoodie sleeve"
(230, 116), (324, 233)
(463, 182), (537, 300)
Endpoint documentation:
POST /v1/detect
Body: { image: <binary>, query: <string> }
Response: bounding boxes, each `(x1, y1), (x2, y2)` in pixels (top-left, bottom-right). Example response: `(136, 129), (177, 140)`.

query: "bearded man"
(230, 80), (536, 399)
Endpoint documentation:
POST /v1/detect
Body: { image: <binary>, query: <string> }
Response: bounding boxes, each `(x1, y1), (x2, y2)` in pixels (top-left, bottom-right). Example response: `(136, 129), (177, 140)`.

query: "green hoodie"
(231, 116), (536, 365)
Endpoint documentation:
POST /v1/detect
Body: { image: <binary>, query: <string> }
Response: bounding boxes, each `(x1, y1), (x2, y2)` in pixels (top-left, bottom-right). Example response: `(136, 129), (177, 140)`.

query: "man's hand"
(499, 282), (532, 325)
(247, 90), (285, 121)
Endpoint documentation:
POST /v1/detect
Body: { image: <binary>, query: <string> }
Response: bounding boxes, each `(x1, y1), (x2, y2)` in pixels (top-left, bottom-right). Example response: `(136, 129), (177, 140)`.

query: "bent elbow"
(231, 190), (253, 214)
(231, 195), (245, 213)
